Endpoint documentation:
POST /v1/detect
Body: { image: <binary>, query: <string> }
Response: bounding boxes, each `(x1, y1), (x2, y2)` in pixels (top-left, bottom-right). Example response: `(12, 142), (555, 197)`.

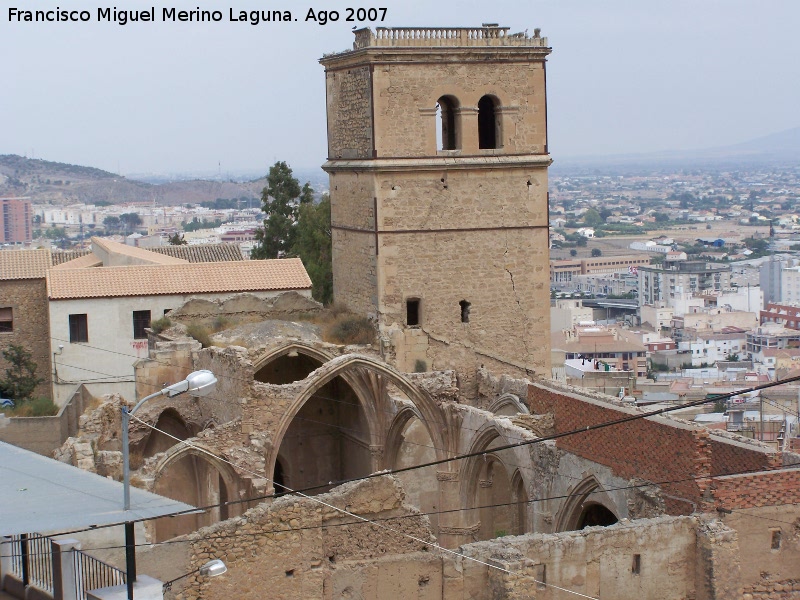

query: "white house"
(47, 238), (312, 405)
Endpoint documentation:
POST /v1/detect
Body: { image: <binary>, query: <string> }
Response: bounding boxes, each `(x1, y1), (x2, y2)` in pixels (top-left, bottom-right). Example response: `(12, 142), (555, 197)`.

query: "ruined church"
(50, 26), (800, 600)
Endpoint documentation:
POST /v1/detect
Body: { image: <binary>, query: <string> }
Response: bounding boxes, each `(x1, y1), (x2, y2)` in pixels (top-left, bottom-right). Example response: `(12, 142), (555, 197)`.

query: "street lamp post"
(121, 369), (218, 600)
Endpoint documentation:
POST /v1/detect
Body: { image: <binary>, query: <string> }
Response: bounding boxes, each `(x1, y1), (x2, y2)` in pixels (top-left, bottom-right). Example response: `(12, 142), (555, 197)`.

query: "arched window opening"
(254, 352), (324, 384)
(143, 408), (191, 459)
(577, 503), (618, 529)
(436, 96), (458, 151)
(478, 95), (500, 149)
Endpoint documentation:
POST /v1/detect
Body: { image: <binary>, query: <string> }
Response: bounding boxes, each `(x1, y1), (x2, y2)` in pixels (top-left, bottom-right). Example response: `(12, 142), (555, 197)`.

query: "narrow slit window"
(632, 554), (641, 575)
(534, 564), (546, 590)
(407, 299), (420, 327)
(771, 529), (782, 550)
(460, 300), (471, 323)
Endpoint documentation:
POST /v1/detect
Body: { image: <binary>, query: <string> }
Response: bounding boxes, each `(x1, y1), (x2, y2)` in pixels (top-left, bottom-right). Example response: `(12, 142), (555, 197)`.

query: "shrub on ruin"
(149, 316), (172, 334)
(5, 396), (58, 417)
(325, 315), (376, 345)
(186, 322), (213, 348)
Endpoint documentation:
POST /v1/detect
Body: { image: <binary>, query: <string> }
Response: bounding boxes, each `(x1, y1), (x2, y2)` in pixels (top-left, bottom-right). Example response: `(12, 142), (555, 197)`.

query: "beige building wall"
(322, 27), (552, 392)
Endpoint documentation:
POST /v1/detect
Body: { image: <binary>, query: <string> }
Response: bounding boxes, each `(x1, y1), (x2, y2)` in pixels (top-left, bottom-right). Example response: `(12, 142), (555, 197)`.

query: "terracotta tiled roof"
(151, 244), (244, 263)
(0, 249), (51, 280)
(47, 258), (311, 300)
(51, 254), (103, 269)
(50, 250), (92, 266)
(91, 237), (188, 266)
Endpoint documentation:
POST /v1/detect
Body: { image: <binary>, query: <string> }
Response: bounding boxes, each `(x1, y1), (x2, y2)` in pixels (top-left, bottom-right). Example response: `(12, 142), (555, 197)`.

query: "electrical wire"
(125, 413), (595, 599)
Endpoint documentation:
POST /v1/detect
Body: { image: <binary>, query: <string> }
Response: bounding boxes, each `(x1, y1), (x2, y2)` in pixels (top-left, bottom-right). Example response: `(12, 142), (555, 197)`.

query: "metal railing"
(9, 533), (54, 592)
(6, 533), (126, 599)
(74, 550), (126, 598)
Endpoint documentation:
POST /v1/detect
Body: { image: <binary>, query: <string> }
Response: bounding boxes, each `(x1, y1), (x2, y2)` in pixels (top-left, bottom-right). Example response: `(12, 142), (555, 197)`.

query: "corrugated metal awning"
(0, 441), (196, 536)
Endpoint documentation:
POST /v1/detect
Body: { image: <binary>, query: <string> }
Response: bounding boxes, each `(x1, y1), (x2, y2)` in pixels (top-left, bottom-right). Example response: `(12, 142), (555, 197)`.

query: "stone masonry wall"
(162, 476), (435, 600)
(371, 61), (547, 157)
(0, 279), (51, 400)
(379, 219), (551, 384)
(328, 170), (378, 317)
(325, 65), (373, 159)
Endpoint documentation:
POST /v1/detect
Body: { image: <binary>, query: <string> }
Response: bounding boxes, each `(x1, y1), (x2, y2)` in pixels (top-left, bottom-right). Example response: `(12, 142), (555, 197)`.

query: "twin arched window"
(436, 94), (501, 151)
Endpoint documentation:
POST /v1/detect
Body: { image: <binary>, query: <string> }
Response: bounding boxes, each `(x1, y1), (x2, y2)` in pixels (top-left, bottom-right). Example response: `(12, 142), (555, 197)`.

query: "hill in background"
(0, 154), (271, 206)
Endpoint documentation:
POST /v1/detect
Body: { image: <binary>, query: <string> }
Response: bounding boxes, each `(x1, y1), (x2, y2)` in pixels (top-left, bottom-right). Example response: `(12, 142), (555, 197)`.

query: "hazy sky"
(3, 0), (799, 175)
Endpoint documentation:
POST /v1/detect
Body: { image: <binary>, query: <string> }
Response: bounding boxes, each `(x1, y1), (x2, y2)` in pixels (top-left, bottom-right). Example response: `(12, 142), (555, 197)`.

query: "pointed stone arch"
(251, 341), (335, 374)
(265, 354), (448, 493)
(152, 442), (245, 541)
(554, 474), (619, 532)
(488, 393), (528, 416)
(384, 405), (427, 469)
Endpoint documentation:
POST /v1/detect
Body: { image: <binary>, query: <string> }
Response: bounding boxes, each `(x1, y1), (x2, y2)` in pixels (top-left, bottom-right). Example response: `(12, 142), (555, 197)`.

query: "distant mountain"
(0, 154), (266, 205)
(554, 126), (800, 172)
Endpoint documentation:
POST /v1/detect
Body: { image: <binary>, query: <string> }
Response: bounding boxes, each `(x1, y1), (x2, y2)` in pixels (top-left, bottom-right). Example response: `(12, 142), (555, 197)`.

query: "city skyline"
(3, 0), (799, 175)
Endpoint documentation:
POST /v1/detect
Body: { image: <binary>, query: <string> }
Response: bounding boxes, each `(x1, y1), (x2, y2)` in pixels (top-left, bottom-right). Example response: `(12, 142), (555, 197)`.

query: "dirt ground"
(549, 220), (771, 261)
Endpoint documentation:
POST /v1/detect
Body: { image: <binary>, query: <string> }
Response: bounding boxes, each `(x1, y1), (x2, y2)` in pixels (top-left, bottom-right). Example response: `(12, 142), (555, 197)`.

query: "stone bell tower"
(321, 25), (552, 394)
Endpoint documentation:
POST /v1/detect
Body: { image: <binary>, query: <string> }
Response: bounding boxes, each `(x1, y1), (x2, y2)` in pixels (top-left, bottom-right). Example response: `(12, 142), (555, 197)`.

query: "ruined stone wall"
(371, 60), (547, 157)
(160, 476), (435, 600)
(449, 516), (700, 600)
(718, 504), (800, 598)
(528, 382), (776, 515)
(0, 279), (51, 400)
(325, 65), (373, 159)
(165, 292), (322, 330)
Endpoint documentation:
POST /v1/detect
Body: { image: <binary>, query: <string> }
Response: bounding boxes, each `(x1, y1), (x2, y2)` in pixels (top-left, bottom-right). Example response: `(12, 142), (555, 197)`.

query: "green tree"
(654, 212), (669, 223)
(583, 208), (603, 227)
(591, 248), (602, 257)
(569, 249), (578, 257)
(0, 344), (43, 404)
(293, 194), (333, 304)
(103, 215), (121, 233)
(251, 161), (310, 259)
(168, 232), (187, 245)
(599, 208), (612, 222)
(119, 213), (142, 233)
